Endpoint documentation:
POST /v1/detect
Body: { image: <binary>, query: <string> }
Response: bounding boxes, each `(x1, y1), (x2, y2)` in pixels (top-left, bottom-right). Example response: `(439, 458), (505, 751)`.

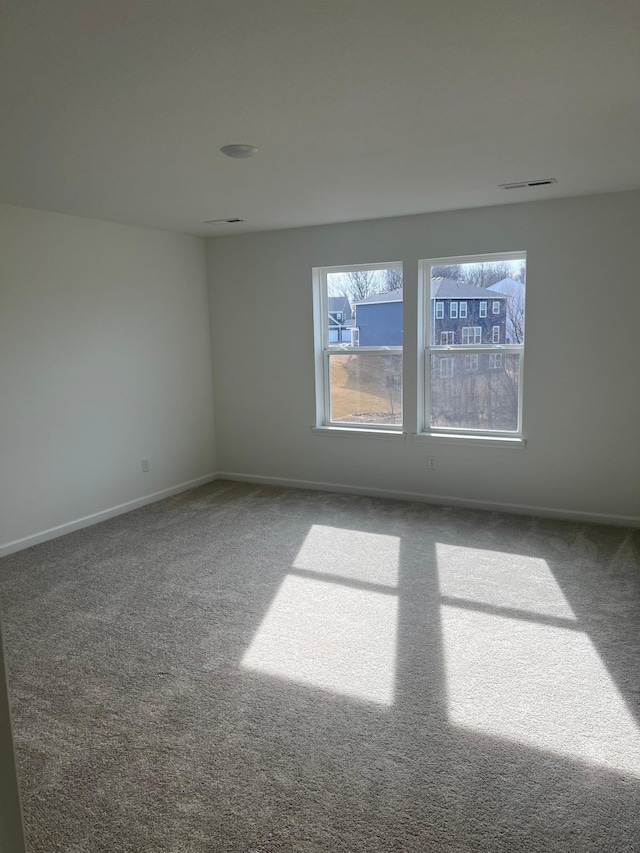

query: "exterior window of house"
(313, 263), (403, 430)
(450, 302), (458, 318)
(464, 355), (479, 372)
(461, 326), (482, 345)
(439, 357), (454, 378)
(441, 331), (454, 345)
(435, 302), (444, 319)
(336, 312), (343, 321)
(424, 252), (526, 436)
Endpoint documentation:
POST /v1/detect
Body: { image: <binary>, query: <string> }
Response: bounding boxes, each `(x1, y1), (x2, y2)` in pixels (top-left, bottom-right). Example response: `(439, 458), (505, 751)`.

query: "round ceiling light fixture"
(220, 144), (258, 159)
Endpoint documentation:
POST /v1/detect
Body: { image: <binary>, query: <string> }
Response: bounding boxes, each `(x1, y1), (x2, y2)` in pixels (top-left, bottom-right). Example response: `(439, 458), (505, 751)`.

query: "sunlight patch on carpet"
(242, 574), (398, 704)
(441, 605), (640, 776)
(436, 544), (576, 619)
(293, 524), (400, 587)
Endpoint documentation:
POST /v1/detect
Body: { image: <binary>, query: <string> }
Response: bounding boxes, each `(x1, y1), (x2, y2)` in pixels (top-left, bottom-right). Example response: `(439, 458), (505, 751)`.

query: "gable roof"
(327, 296), (352, 316)
(432, 278), (508, 299)
(488, 278), (525, 293)
(355, 289), (403, 305)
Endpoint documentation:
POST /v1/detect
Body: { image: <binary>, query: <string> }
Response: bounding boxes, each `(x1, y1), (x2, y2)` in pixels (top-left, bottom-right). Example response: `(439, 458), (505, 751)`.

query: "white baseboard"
(0, 473), (219, 558)
(2, 470), (636, 559)
(217, 471), (640, 528)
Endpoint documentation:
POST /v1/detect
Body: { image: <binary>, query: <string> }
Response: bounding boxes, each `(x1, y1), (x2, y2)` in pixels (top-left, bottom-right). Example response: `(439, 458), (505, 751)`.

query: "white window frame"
(313, 262), (403, 433)
(435, 302), (444, 319)
(492, 300), (500, 314)
(450, 302), (458, 318)
(459, 301), (468, 318)
(440, 331), (454, 345)
(462, 326), (482, 345)
(479, 301), (487, 317)
(439, 357), (454, 378)
(418, 251), (526, 439)
(489, 353), (503, 370)
(464, 354), (479, 372)
(492, 325), (500, 343)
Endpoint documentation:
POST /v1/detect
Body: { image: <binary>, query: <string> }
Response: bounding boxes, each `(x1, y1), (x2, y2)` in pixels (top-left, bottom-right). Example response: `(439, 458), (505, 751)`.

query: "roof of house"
(487, 277), (524, 293)
(327, 295), (352, 316)
(352, 279), (511, 306)
(432, 278), (508, 299)
(355, 289), (403, 305)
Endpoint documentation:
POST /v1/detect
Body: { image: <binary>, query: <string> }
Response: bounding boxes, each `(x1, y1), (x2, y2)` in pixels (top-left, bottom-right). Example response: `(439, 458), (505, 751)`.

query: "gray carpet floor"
(1, 480), (640, 852)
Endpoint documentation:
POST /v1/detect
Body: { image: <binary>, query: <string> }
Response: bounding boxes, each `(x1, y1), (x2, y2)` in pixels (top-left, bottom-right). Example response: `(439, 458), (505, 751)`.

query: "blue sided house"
(354, 290), (403, 346)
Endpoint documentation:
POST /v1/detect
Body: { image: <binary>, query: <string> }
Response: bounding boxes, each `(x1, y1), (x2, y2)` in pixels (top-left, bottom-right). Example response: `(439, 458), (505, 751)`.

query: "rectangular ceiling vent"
(204, 217), (245, 224)
(500, 178), (557, 190)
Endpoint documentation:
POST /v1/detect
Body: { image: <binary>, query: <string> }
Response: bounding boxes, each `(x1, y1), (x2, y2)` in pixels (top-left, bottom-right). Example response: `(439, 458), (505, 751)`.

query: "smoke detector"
(220, 144), (258, 159)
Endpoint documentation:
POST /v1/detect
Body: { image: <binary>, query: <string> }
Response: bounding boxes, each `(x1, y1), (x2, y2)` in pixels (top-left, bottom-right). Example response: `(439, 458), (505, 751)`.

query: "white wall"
(207, 191), (640, 524)
(0, 205), (217, 549)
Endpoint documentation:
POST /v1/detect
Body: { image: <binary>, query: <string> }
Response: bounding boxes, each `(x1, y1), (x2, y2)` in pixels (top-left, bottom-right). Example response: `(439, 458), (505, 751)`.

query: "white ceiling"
(1, 0), (639, 236)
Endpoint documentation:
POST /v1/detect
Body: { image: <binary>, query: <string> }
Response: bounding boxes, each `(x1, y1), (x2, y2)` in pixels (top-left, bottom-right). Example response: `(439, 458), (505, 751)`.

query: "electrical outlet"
(142, 458), (150, 473)
(427, 456), (437, 470)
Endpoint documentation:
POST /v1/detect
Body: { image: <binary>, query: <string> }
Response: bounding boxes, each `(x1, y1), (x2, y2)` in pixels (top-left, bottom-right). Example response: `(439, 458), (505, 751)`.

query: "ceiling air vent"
(204, 218), (245, 224)
(500, 178), (557, 190)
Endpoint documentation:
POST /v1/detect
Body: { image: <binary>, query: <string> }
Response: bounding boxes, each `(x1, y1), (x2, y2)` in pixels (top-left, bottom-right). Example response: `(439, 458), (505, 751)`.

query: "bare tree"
(497, 281), (525, 344)
(432, 264), (463, 281)
(384, 267), (403, 292)
(461, 261), (516, 289)
(327, 269), (384, 304)
(344, 269), (379, 301)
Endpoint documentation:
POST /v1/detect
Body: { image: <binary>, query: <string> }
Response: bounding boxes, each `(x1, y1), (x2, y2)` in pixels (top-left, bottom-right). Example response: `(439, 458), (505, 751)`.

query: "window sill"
(312, 426), (407, 441)
(412, 432), (526, 449)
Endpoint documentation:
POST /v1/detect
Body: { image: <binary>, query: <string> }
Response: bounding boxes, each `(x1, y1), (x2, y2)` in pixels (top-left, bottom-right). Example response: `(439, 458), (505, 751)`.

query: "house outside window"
(313, 264), (403, 430)
(424, 253), (526, 435)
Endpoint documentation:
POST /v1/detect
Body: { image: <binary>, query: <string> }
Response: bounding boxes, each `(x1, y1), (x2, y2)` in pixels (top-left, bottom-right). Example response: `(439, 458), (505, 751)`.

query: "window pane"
(432, 259), (525, 345)
(430, 353), (520, 431)
(327, 267), (403, 347)
(329, 353), (402, 426)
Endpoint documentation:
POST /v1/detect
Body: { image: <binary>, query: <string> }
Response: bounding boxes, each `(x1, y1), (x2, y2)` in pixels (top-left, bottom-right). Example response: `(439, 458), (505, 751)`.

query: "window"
(450, 302), (458, 318)
(464, 354), (479, 372)
(435, 302), (444, 319)
(336, 311), (343, 321)
(439, 357), (454, 378)
(461, 326), (482, 345)
(313, 263), (403, 430)
(424, 252), (526, 435)
(441, 331), (454, 345)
